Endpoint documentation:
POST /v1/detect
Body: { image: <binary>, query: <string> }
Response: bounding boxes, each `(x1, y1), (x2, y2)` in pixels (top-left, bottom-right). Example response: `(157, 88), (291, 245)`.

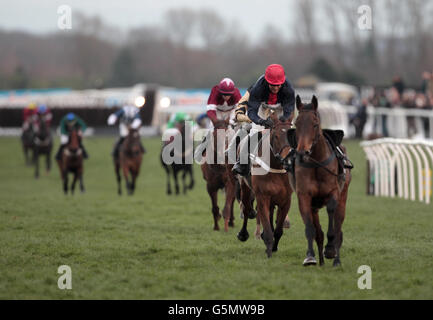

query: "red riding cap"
(218, 78), (235, 95)
(265, 64), (286, 85)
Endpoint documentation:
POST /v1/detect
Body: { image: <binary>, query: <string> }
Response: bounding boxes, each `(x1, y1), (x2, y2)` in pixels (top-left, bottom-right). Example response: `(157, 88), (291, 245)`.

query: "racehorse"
(200, 119), (236, 231)
(160, 121), (194, 195)
(115, 128), (144, 195)
(57, 128), (85, 195)
(237, 112), (294, 257)
(288, 95), (352, 266)
(21, 124), (34, 166)
(32, 114), (53, 178)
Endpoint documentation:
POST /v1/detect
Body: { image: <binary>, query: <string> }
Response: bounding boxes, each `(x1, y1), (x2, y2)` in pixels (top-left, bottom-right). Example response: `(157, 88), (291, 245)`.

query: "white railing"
(361, 138), (433, 204)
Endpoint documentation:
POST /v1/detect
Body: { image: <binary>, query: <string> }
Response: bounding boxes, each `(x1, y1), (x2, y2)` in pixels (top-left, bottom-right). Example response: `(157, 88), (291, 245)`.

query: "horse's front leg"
(79, 166), (85, 193)
(182, 168), (187, 194)
(34, 150), (39, 179)
(130, 169), (137, 195)
(71, 171), (78, 195)
(188, 165), (194, 190)
(257, 196), (273, 258)
(332, 191), (348, 267)
(207, 184), (221, 231)
(298, 194), (317, 266)
(273, 199), (291, 253)
(46, 151), (52, 174)
(115, 160), (122, 195)
(312, 208), (324, 266)
(223, 176), (236, 232)
(173, 168), (180, 195)
(237, 180), (254, 242)
(63, 170), (68, 194)
(122, 163), (132, 195)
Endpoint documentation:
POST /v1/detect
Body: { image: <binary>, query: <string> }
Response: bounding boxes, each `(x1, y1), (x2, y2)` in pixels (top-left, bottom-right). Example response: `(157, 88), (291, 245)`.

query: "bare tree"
(197, 9), (226, 50)
(164, 8), (196, 47)
(293, 0), (318, 53)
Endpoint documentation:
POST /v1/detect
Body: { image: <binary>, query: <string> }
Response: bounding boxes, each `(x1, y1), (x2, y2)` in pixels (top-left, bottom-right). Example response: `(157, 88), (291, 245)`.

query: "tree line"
(0, 0), (432, 90)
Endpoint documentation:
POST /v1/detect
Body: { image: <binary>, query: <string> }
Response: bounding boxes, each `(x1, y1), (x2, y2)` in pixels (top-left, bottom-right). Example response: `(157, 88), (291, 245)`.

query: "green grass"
(0, 136), (432, 300)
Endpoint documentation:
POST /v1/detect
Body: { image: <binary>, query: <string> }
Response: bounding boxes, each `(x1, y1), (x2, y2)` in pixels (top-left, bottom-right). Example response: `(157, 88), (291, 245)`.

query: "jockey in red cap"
(206, 77), (241, 125)
(232, 64), (295, 176)
(194, 77), (241, 162)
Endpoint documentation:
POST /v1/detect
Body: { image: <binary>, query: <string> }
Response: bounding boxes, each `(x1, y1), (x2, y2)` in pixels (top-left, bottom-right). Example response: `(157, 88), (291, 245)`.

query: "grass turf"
(0, 136), (432, 299)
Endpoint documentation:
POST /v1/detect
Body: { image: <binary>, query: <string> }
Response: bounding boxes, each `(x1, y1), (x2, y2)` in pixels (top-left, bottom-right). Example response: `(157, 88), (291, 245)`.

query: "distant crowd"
(351, 71), (433, 139)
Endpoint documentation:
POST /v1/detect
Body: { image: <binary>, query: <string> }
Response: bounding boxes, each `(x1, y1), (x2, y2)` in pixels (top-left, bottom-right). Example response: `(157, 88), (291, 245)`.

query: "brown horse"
(32, 114), (53, 179)
(237, 112), (294, 257)
(289, 95), (352, 267)
(115, 128), (143, 195)
(57, 128), (85, 195)
(200, 119), (236, 231)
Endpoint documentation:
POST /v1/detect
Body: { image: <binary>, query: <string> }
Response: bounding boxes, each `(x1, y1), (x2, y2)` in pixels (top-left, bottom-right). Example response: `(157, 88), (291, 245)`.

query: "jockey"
(226, 86), (253, 163)
(55, 112), (89, 160)
(107, 105), (144, 158)
(33, 104), (53, 128)
(22, 103), (37, 131)
(166, 111), (192, 131)
(194, 78), (241, 160)
(232, 64), (295, 176)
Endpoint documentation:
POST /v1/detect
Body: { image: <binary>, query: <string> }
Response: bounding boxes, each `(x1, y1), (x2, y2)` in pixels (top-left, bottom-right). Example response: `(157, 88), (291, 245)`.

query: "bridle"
(295, 109), (321, 155)
(294, 110), (339, 177)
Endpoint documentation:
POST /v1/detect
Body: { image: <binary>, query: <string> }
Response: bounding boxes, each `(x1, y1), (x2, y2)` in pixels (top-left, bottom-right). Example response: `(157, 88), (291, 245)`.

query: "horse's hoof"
(228, 221), (234, 228)
(237, 231), (249, 242)
(283, 219), (291, 229)
(324, 246), (336, 259)
(266, 249), (273, 258)
(239, 212), (244, 219)
(248, 209), (257, 219)
(303, 256), (317, 266)
(333, 259), (341, 267)
(272, 245), (278, 252)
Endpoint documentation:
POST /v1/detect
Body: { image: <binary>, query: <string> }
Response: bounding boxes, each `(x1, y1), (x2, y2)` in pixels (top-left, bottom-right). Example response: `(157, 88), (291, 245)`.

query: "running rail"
(361, 138), (433, 204)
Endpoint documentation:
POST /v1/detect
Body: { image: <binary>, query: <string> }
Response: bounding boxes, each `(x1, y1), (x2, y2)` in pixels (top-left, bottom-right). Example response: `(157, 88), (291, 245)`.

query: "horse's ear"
(296, 95), (303, 110)
(311, 95), (318, 111)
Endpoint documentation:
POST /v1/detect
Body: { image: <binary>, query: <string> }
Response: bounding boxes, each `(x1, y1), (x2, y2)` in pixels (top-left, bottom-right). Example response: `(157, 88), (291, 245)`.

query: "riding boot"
(232, 135), (251, 176)
(112, 137), (124, 158)
(55, 144), (65, 161)
(80, 142), (89, 159)
(140, 142), (146, 154)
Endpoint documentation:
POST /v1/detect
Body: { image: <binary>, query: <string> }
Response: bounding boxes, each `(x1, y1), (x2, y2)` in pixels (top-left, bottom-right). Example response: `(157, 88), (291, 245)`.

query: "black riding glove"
(260, 118), (274, 129)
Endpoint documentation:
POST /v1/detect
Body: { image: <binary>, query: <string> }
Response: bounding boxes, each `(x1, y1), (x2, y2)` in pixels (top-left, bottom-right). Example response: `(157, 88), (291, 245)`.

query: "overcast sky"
(0, 0), (297, 42)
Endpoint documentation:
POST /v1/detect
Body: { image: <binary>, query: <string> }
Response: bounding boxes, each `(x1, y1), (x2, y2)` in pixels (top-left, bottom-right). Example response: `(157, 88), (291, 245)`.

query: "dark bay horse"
(115, 128), (144, 195)
(160, 121), (194, 195)
(57, 128), (85, 194)
(32, 115), (53, 178)
(289, 95), (352, 267)
(21, 125), (34, 166)
(200, 119), (236, 231)
(237, 112), (293, 257)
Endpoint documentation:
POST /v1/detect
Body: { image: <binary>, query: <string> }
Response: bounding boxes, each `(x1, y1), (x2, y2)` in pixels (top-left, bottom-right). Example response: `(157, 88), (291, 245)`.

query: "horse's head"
(268, 112), (292, 163)
(68, 128), (80, 153)
(294, 95), (321, 156)
(125, 128), (142, 155)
